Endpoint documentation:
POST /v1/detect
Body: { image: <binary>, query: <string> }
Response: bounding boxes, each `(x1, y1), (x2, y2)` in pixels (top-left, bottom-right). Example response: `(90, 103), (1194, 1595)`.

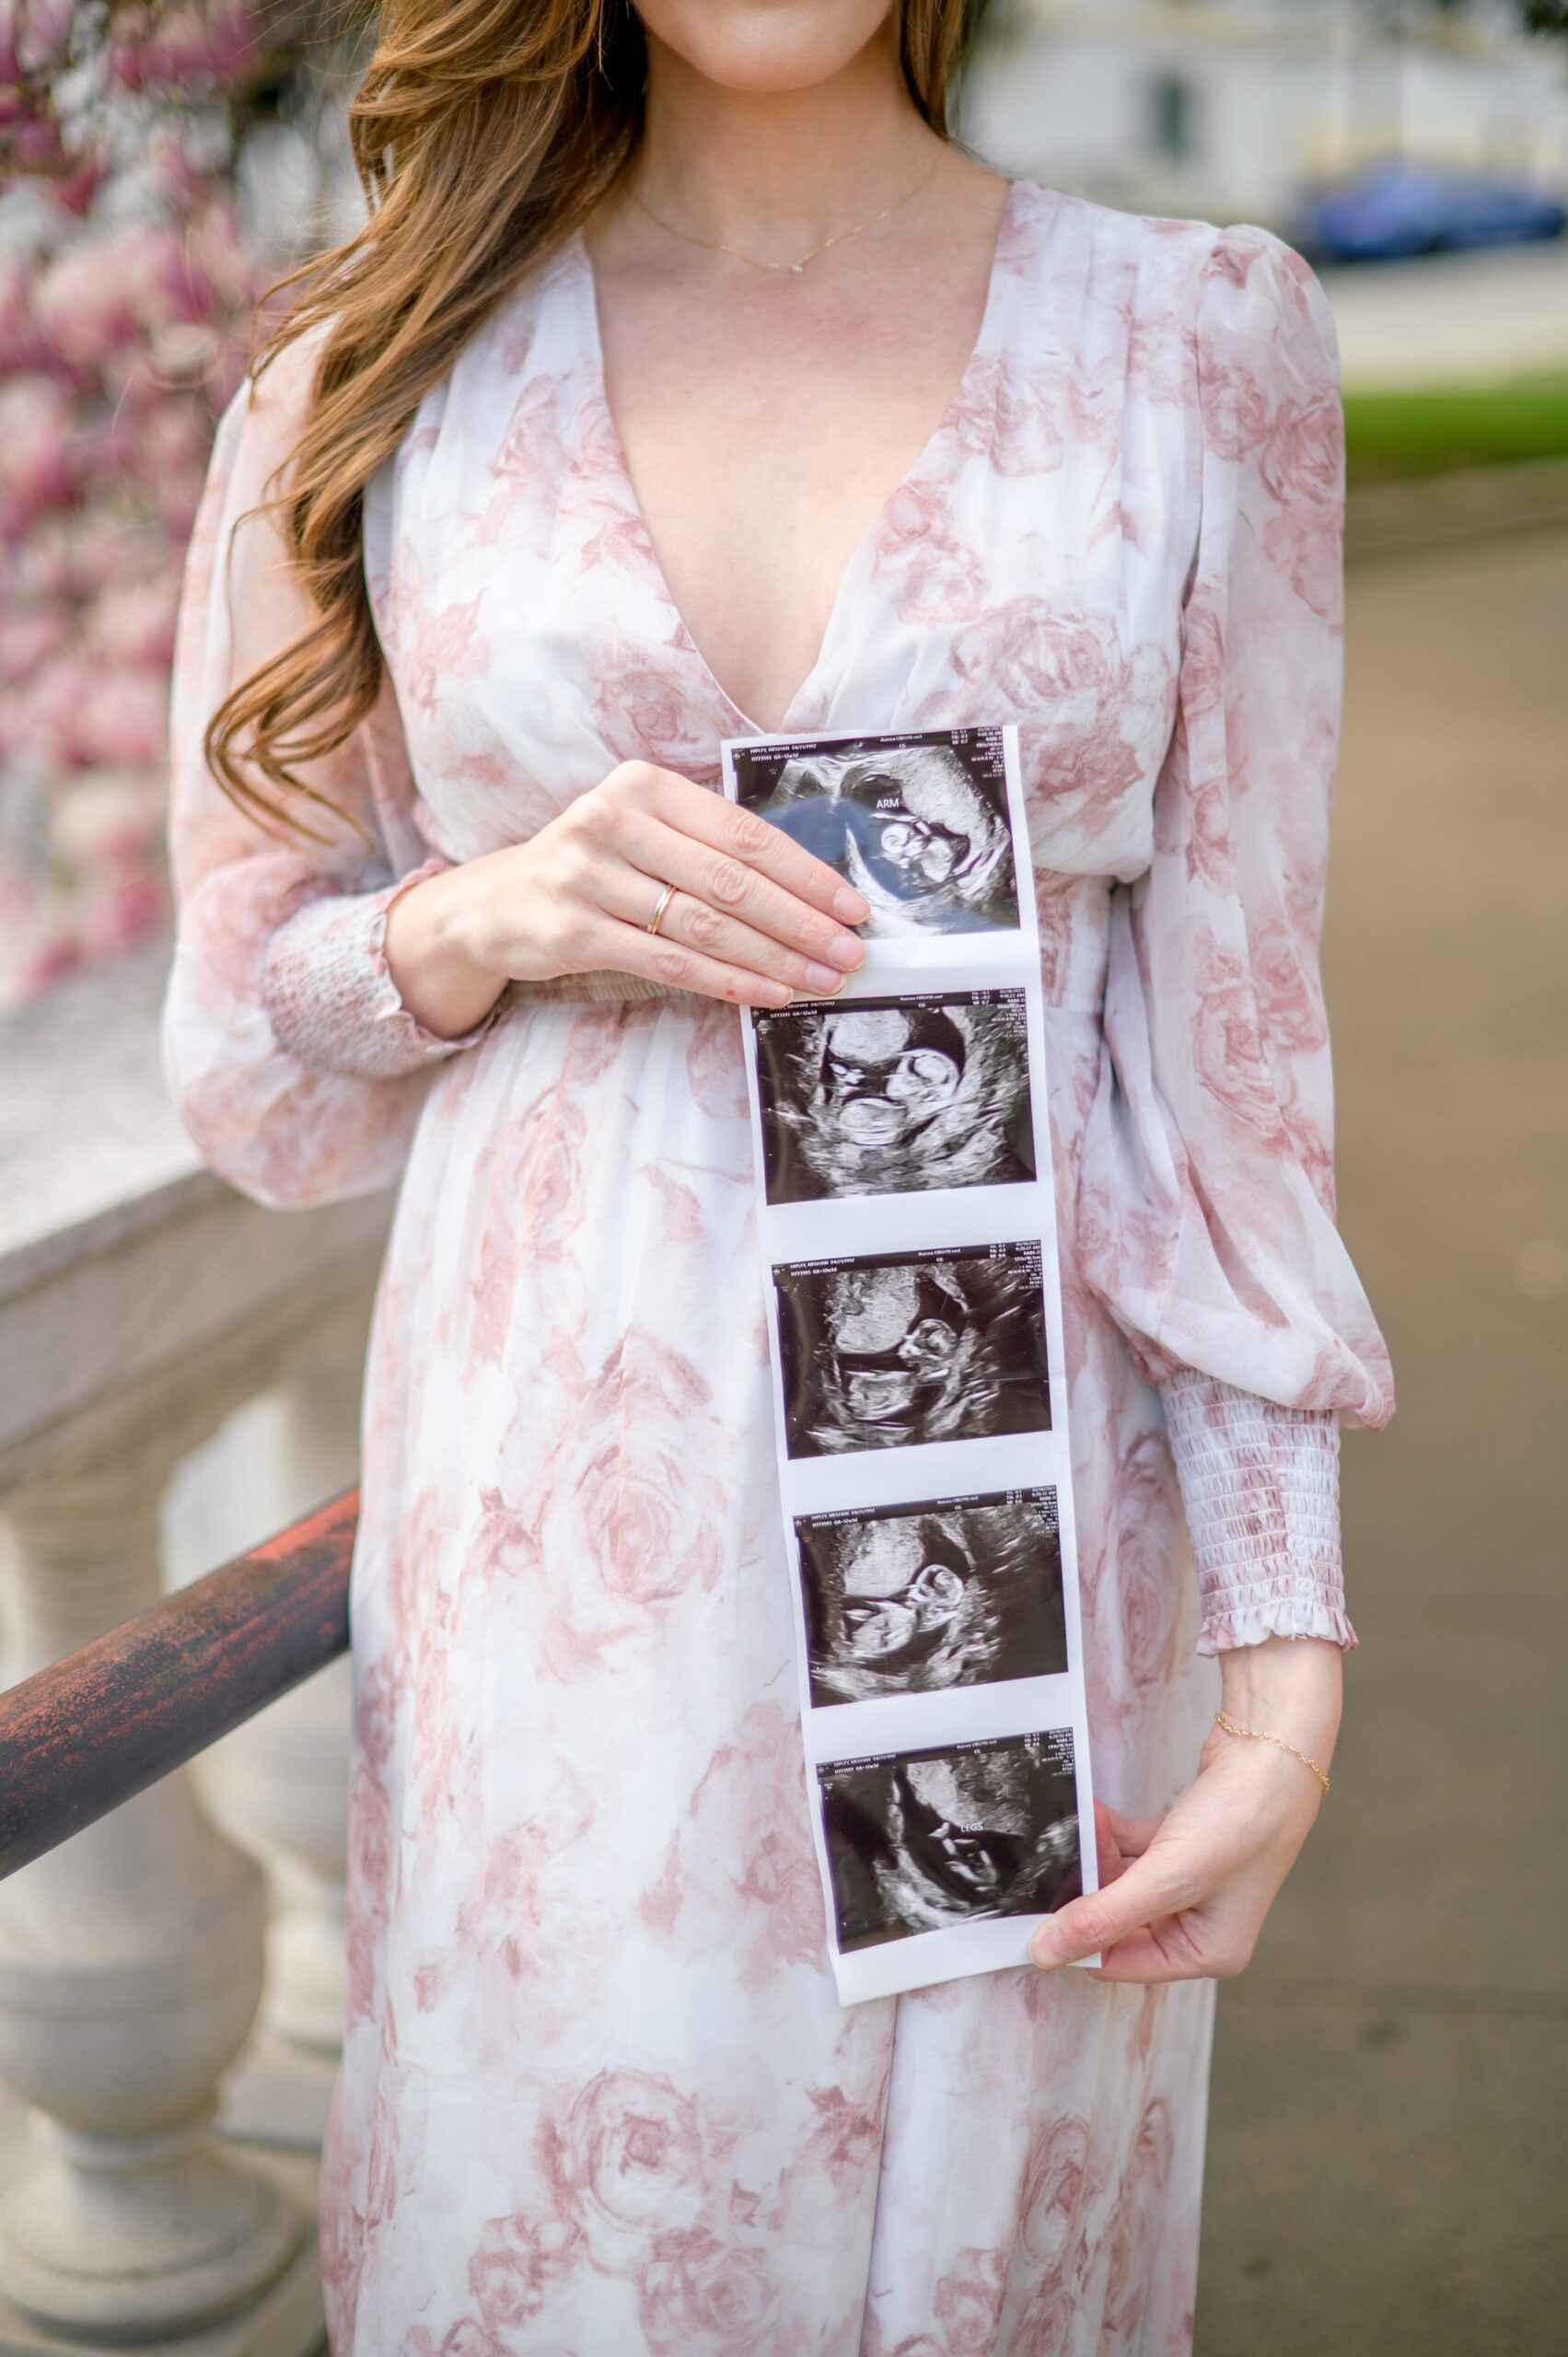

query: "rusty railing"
(0, 1489), (358, 1881)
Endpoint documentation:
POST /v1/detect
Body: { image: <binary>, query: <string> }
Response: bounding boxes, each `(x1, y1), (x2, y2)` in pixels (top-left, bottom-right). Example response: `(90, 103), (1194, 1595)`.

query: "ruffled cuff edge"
(365, 858), (502, 1061)
(1161, 1366), (1358, 1657)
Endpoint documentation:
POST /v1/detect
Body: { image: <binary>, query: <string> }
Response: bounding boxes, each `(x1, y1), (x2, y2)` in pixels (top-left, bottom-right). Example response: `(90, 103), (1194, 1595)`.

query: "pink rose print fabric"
(164, 181), (1391, 2354)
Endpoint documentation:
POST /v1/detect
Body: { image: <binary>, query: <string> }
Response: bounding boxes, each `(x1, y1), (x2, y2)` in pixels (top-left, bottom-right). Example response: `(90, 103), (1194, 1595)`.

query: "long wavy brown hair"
(207, 0), (985, 836)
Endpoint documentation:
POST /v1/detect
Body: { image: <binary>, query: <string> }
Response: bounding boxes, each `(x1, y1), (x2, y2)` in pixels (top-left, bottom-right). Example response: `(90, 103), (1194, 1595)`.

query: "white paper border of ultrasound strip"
(723, 721), (1101, 2003)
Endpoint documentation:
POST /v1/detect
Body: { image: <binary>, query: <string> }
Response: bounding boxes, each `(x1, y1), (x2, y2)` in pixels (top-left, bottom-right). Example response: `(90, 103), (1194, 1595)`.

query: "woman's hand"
(383, 759), (868, 1038)
(1031, 1635), (1342, 1983)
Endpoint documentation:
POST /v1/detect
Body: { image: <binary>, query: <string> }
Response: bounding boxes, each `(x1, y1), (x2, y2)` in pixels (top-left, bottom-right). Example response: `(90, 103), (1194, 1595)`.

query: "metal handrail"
(0, 1489), (357, 1882)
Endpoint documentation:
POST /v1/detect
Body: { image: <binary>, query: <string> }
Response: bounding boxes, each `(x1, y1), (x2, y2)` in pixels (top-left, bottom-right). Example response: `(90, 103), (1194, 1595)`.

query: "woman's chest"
(369, 211), (1201, 885)
(588, 249), (1011, 740)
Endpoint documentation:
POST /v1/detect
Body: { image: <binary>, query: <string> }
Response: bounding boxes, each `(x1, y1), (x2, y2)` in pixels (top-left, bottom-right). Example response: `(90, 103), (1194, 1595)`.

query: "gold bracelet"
(1213, 1711), (1330, 1797)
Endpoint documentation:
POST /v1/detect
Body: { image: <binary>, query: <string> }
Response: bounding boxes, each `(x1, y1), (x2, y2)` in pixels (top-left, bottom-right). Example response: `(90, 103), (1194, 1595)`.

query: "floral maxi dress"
(163, 180), (1393, 2357)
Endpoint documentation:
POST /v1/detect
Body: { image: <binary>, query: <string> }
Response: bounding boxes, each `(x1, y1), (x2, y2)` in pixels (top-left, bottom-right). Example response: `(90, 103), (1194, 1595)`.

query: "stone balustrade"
(0, 946), (389, 2354)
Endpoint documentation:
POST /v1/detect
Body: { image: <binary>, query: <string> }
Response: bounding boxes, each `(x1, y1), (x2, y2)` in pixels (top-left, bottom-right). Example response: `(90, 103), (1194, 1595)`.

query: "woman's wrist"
(384, 857), (510, 1039)
(1215, 1632), (1342, 1767)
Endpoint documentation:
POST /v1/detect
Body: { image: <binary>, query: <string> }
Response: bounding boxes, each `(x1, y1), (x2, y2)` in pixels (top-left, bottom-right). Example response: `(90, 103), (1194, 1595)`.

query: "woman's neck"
(632, 21), (942, 258)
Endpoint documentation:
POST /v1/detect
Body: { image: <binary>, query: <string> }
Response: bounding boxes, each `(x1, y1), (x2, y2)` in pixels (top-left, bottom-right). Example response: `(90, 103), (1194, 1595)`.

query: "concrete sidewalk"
(1323, 239), (1568, 389)
(1196, 528), (1568, 2353)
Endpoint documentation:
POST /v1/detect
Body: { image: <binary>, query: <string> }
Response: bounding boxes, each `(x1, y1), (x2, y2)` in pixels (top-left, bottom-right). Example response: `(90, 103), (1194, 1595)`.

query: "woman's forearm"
(1217, 1633), (1343, 1771)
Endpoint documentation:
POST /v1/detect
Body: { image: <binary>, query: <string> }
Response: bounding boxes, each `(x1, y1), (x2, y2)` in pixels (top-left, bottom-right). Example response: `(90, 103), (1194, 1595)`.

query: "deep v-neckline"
(571, 178), (1017, 741)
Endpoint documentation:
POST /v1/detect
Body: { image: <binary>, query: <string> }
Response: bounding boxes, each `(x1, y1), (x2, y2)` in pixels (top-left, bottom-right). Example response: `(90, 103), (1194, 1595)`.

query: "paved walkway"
(1323, 239), (1568, 389)
(1196, 527), (1568, 2354)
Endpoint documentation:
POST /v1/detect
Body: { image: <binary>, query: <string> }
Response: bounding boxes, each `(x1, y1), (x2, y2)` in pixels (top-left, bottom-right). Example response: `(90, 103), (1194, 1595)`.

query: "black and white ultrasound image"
(819, 1731), (1080, 1950)
(796, 1490), (1066, 1706)
(774, 1243), (1052, 1458)
(732, 728), (1019, 937)
(753, 991), (1035, 1205)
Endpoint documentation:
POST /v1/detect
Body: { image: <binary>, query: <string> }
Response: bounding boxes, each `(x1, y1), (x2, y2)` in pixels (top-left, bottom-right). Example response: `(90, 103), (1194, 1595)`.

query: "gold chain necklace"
(631, 154), (943, 275)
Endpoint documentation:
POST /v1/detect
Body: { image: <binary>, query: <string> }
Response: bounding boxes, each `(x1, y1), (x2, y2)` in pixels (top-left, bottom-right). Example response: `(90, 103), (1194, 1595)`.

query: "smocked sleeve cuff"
(261, 857), (501, 1082)
(1161, 1367), (1356, 1655)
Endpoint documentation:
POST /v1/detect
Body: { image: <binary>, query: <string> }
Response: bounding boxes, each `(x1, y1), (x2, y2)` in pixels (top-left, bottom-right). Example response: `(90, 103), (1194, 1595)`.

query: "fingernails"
(833, 885), (869, 923)
(804, 962), (844, 994)
(1029, 1927), (1063, 1970)
(827, 933), (865, 970)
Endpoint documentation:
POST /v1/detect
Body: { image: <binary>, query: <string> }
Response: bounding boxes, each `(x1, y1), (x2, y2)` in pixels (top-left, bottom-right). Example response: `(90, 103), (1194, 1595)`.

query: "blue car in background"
(1304, 159), (1567, 261)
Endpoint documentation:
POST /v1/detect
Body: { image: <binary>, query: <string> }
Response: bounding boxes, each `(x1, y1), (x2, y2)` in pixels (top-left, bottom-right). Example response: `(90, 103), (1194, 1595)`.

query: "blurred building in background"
(964, 0), (1568, 232)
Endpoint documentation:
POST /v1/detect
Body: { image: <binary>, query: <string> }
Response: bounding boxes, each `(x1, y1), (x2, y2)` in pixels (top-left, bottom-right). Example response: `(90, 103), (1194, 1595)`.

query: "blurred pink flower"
(23, 656), (168, 771)
(76, 669), (171, 770)
(136, 4), (263, 88)
(0, 608), (68, 689)
(0, 374), (76, 524)
(8, 111), (65, 174)
(145, 128), (214, 215)
(1, 0), (288, 1008)
(12, 0), (74, 76)
(187, 197), (259, 308)
(14, 511), (162, 606)
(52, 773), (163, 870)
(113, 389), (212, 483)
(32, 237), (145, 366)
(0, 250), (45, 369)
(76, 866), (168, 960)
(87, 577), (181, 670)
(17, 651), (99, 767)
(1, 895), (81, 1001)
(51, 154), (105, 216)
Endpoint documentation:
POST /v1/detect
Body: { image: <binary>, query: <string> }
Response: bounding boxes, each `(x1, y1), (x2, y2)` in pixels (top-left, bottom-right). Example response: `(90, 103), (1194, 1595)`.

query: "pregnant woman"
(163, 0), (1393, 2347)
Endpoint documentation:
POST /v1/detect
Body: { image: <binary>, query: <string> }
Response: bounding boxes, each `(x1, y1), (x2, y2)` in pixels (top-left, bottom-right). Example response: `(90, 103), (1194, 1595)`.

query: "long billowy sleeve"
(162, 333), (493, 1211)
(1078, 226), (1394, 1655)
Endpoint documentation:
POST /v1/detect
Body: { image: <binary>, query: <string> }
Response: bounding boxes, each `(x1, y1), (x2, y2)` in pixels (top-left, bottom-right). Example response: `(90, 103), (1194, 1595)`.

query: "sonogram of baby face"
(819, 1733), (1081, 1949)
(774, 1244), (1052, 1458)
(753, 992), (1035, 1204)
(733, 730), (1019, 937)
(796, 1492), (1066, 1705)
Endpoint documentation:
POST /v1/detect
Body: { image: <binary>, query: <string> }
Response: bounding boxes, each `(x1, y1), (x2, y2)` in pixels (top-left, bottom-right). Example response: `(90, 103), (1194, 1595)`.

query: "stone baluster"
(0, 1426), (303, 2345)
(168, 1306), (369, 2148)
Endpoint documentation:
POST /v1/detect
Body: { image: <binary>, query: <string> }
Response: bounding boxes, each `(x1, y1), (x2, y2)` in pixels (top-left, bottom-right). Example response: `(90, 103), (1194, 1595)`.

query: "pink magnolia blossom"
(0, 0), (284, 1011)
(136, 3), (264, 88)
(86, 576), (181, 670)
(75, 866), (167, 959)
(0, 250), (44, 370)
(52, 772), (162, 870)
(14, 119), (65, 177)
(31, 236), (145, 367)
(0, 373), (75, 524)
(9, 0), (73, 76)
(26, 656), (168, 771)
(0, 606), (67, 689)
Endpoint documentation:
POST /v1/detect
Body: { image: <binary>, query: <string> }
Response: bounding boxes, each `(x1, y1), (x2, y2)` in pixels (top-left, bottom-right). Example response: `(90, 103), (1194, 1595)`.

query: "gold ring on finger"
(645, 881), (678, 937)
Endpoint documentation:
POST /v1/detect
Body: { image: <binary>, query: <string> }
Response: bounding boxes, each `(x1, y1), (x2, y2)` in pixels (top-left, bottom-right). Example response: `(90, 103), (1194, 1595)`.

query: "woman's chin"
(639, 0), (895, 98)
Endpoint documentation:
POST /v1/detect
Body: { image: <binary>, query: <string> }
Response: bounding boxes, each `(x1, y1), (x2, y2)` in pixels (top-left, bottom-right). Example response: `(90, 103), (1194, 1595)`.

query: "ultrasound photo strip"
(795, 1487), (1066, 1708)
(772, 1241), (1052, 1460)
(725, 721), (1100, 2002)
(752, 989), (1036, 1206)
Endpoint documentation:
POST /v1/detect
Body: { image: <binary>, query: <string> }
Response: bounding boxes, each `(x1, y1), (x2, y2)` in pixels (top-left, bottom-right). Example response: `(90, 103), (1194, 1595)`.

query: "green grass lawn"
(1342, 375), (1568, 485)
